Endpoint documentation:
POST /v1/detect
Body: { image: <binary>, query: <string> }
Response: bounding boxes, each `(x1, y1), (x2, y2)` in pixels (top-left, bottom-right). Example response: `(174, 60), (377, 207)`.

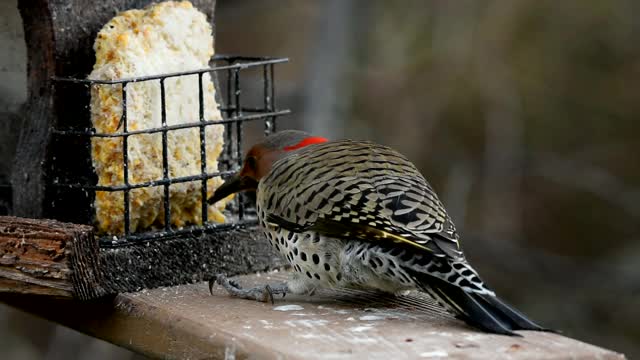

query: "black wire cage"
(48, 55), (289, 248)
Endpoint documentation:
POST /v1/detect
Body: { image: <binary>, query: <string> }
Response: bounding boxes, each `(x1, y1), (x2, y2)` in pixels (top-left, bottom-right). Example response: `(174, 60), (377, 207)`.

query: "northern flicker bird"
(208, 130), (547, 336)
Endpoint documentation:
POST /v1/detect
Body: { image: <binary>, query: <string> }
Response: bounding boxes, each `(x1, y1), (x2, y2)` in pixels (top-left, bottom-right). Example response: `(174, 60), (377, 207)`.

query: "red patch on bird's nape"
(283, 136), (328, 151)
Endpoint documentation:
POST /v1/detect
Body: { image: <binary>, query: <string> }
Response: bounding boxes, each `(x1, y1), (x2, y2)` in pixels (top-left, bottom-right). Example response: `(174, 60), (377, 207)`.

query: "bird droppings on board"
(224, 344), (236, 360)
(349, 325), (374, 332)
(419, 350), (449, 358)
(258, 320), (274, 330)
(297, 333), (322, 340)
(427, 331), (454, 338)
(273, 304), (304, 311)
(359, 315), (385, 321)
(284, 319), (329, 328)
(463, 333), (484, 341)
(316, 305), (351, 315)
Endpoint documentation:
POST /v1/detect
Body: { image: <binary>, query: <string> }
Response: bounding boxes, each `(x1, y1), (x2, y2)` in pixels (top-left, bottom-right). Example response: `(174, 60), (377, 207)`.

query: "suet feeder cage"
(50, 56), (288, 247)
(3, 0), (288, 299)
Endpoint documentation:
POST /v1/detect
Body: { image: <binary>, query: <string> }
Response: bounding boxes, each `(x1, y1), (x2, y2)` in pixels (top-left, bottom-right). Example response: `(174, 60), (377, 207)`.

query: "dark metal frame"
(51, 55), (289, 247)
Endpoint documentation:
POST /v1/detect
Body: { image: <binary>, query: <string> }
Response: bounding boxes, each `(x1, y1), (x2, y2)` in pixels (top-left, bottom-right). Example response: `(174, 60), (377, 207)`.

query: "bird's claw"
(209, 273), (286, 304)
(264, 284), (275, 304)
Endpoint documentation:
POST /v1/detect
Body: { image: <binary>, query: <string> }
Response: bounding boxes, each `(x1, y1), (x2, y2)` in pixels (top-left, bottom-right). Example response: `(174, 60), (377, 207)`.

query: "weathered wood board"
(0, 216), (104, 299)
(0, 271), (626, 359)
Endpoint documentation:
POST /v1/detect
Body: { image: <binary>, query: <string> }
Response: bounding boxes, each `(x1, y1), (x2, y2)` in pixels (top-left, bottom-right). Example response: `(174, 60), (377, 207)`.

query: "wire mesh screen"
(49, 55), (289, 247)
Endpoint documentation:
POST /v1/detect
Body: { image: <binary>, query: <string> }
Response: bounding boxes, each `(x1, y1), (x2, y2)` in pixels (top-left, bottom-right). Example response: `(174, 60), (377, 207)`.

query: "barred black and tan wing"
(258, 140), (464, 260)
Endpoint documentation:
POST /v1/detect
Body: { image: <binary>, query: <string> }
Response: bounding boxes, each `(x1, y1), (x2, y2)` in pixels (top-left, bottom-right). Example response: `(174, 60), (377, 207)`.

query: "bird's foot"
(209, 274), (288, 304)
(306, 287), (317, 296)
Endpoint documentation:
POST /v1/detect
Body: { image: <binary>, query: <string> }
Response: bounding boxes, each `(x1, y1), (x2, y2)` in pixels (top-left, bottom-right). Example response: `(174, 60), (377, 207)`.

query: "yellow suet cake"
(89, 1), (231, 234)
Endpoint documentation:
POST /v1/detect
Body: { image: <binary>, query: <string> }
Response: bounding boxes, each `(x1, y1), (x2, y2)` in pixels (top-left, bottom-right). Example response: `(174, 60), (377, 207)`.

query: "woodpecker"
(208, 130), (548, 336)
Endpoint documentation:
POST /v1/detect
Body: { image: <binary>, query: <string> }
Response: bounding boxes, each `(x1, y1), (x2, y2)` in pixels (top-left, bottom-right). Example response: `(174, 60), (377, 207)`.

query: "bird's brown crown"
(241, 130), (328, 181)
(208, 130), (328, 204)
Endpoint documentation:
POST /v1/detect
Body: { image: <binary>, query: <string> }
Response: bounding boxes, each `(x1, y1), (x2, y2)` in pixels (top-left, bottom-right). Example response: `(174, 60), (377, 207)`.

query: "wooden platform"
(1, 271), (625, 359)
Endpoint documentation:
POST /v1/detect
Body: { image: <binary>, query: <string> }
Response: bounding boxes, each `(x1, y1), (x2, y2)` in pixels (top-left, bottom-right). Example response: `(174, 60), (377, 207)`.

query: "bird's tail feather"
(408, 269), (549, 336)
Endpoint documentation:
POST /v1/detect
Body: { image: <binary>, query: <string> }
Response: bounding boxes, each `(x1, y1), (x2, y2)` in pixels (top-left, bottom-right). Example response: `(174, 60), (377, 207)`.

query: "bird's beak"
(207, 174), (258, 205)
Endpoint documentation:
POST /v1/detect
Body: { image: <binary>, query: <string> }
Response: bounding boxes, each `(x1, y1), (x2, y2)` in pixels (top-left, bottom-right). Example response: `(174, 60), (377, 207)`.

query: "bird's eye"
(245, 156), (257, 170)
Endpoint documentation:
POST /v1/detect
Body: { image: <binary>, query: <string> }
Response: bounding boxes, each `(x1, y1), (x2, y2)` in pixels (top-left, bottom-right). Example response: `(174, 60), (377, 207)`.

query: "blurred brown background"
(1, 0), (638, 358)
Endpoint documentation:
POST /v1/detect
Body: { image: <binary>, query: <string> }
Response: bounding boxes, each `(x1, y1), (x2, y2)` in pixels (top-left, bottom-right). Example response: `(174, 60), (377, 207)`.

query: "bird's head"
(207, 130), (328, 204)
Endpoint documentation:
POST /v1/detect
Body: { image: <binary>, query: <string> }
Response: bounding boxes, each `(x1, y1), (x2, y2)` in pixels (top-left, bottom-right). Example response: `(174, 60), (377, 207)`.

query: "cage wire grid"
(51, 55), (290, 248)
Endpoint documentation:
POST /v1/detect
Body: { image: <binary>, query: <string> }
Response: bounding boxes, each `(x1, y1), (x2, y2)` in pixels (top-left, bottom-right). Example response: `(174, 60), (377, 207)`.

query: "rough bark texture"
(12, 0), (55, 218)
(0, 111), (23, 216)
(0, 216), (104, 299)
